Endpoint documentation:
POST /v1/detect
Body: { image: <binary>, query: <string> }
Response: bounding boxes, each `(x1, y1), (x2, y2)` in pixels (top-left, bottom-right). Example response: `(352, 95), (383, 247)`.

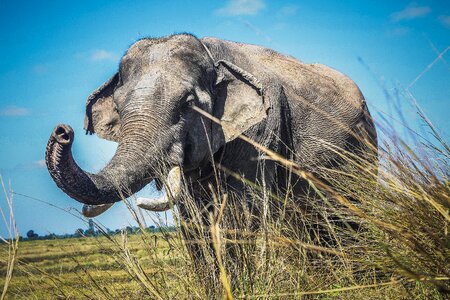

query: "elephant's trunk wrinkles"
(45, 124), (153, 205)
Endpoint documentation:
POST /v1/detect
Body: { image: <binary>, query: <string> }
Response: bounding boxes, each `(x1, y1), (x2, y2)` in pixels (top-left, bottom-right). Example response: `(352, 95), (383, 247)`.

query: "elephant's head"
(45, 34), (268, 210)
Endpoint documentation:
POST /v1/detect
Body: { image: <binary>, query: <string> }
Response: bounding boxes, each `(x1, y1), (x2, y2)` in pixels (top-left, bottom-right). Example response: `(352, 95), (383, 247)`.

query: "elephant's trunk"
(45, 124), (153, 205)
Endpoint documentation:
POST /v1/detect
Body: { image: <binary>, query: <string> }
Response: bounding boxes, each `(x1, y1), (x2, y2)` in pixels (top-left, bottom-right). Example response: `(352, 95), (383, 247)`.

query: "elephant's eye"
(185, 94), (195, 106)
(181, 94), (195, 111)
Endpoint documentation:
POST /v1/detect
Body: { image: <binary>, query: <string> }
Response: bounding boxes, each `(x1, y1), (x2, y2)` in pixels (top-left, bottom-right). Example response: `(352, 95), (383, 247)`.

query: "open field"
(1, 222), (448, 300)
(0, 233), (191, 299)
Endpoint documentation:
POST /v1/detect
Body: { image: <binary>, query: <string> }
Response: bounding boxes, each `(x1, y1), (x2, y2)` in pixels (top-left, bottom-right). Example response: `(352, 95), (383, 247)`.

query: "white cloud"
(216, 0), (265, 16)
(278, 4), (298, 16)
(390, 3), (431, 22)
(91, 49), (118, 62)
(439, 15), (450, 29)
(0, 106), (31, 117)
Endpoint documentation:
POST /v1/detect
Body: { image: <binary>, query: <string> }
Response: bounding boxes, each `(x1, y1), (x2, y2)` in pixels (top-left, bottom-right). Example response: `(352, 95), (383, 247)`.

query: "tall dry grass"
(2, 91), (449, 299)
(83, 93), (448, 299)
(0, 176), (20, 300)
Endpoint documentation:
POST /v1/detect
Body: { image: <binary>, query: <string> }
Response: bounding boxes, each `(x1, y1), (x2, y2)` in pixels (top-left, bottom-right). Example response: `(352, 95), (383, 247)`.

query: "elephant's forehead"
(122, 40), (206, 75)
(121, 44), (167, 71)
(134, 72), (193, 94)
(121, 61), (201, 92)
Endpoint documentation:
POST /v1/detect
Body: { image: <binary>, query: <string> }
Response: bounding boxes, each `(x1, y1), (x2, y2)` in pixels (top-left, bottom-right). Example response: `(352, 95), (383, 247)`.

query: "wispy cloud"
(390, 3), (431, 22)
(273, 23), (287, 31)
(91, 49), (118, 62)
(4, 160), (47, 173)
(31, 160), (46, 168)
(439, 15), (450, 29)
(242, 20), (272, 42)
(216, 0), (265, 16)
(278, 4), (298, 16)
(0, 106), (31, 117)
(32, 64), (49, 75)
(386, 27), (411, 37)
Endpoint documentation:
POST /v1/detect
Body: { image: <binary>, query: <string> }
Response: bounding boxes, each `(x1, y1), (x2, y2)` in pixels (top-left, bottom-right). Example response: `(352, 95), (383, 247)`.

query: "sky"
(0, 0), (449, 237)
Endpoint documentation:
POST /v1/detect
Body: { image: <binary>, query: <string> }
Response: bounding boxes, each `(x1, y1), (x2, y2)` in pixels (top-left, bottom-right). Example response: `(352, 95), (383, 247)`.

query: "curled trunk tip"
(45, 124), (151, 205)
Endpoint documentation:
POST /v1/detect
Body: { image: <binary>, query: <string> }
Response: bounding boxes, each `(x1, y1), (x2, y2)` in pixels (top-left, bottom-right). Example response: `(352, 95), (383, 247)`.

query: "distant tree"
(82, 219), (97, 237)
(84, 228), (95, 237)
(46, 233), (57, 239)
(125, 226), (133, 234)
(74, 228), (84, 237)
(26, 230), (38, 239)
(88, 219), (95, 232)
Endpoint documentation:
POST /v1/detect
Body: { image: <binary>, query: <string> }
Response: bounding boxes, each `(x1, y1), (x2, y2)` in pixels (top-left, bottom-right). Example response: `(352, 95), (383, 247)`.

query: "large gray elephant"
(45, 34), (376, 229)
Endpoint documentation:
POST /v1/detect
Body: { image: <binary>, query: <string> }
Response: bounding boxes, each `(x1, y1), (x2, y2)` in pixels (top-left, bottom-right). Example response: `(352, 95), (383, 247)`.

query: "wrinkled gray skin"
(45, 33), (376, 227)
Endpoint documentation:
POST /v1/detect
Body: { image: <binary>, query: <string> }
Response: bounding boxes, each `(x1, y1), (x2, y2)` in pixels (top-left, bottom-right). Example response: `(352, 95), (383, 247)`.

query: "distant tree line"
(19, 222), (177, 241)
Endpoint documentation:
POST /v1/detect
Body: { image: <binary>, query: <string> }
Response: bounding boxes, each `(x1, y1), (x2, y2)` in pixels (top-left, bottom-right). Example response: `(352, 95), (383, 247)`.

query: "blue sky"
(0, 0), (449, 237)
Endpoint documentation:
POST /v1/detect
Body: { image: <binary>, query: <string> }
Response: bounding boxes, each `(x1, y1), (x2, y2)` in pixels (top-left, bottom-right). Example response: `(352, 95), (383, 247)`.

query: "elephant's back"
(249, 42), (375, 169)
(233, 41), (375, 168)
(202, 37), (366, 112)
(274, 59), (376, 168)
(202, 37), (376, 168)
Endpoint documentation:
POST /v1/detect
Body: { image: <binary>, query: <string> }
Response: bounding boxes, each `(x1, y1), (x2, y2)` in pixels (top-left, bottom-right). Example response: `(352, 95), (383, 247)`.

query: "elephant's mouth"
(82, 167), (181, 217)
(83, 156), (219, 217)
(135, 155), (217, 212)
(136, 166), (183, 211)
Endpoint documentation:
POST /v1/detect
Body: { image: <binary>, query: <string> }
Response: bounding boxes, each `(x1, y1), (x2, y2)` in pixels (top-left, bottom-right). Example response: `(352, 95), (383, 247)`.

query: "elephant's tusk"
(82, 203), (114, 218)
(137, 166), (182, 212)
(136, 196), (171, 211)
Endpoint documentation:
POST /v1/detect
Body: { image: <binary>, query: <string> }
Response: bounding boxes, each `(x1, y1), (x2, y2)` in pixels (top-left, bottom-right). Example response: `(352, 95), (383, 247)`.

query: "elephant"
(45, 33), (377, 241)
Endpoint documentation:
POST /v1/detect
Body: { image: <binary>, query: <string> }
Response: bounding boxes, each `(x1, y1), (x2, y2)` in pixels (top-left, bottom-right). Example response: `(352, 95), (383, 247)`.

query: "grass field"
(0, 232), (189, 299)
(0, 224), (447, 299)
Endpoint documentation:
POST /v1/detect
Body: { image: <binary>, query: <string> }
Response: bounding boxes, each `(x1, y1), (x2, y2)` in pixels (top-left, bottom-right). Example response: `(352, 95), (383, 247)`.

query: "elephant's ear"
(214, 60), (268, 142)
(84, 73), (120, 142)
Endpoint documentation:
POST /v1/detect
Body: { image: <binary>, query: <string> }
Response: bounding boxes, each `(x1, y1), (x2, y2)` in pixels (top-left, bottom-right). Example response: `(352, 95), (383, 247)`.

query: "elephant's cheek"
(167, 141), (185, 165)
(183, 133), (210, 168)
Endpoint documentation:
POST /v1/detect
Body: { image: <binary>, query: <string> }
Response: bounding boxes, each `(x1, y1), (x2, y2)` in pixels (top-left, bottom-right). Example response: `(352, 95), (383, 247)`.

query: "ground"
(0, 233), (184, 299)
